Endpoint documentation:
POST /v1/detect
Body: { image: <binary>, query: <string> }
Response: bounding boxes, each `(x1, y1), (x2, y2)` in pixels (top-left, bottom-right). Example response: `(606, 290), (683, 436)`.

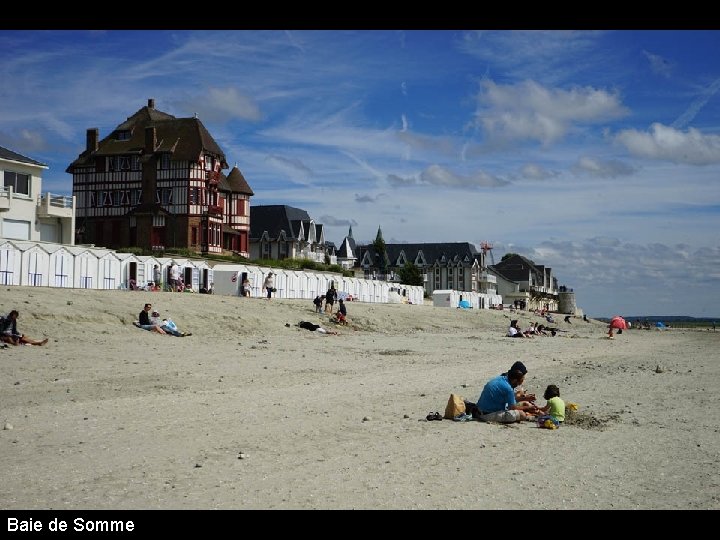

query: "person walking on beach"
(324, 286), (337, 314)
(0, 310), (49, 346)
(153, 264), (161, 290)
(263, 272), (275, 299)
(169, 263), (180, 292)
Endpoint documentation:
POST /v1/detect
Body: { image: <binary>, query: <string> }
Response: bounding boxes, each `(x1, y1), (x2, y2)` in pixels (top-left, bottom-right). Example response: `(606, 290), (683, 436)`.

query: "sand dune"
(1, 286), (718, 509)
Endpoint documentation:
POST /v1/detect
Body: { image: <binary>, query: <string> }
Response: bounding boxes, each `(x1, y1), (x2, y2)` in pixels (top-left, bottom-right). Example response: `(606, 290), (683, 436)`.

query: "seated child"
(536, 384), (565, 428)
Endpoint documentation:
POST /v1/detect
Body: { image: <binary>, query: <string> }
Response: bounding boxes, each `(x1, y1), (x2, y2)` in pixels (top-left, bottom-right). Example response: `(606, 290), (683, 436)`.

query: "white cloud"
(473, 79), (629, 146)
(615, 123), (720, 165)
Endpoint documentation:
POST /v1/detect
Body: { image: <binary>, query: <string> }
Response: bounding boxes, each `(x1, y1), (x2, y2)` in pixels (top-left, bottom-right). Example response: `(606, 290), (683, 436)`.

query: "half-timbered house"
(67, 99), (253, 255)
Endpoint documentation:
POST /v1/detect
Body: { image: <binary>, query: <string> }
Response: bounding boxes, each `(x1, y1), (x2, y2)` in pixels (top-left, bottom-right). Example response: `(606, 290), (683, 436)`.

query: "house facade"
(356, 230), (496, 298)
(249, 205), (334, 264)
(67, 99), (252, 255)
(489, 254), (559, 311)
(1, 145), (75, 245)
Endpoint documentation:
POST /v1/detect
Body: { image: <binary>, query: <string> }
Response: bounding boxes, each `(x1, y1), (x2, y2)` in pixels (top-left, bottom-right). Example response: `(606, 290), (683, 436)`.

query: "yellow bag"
(444, 393), (466, 420)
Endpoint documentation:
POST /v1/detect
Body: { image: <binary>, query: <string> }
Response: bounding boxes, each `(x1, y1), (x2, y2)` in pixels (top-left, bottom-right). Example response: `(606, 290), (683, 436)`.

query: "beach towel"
(444, 394), (466, 420)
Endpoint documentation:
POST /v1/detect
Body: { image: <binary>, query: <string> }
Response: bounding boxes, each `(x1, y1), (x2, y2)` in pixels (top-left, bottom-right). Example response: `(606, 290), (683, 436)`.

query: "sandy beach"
(1, 286), (718, 510)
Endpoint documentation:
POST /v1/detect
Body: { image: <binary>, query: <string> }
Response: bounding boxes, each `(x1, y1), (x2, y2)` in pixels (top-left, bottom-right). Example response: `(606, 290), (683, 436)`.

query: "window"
(89, 191), (97, 207)
(4, 171), (30, 195)
(160, 154), (171, 169)
(155, 189), (173, 205)
(101, 191), (111, 207)
(204, 155), (213, 171)
(120, 190), (129, 205)
(112, 191), (121, 206)
(118, 156), (130, 171)
(262, 242), (271, 258)
(131, 189), (142, 205)
(191, 227), (198, 245)
(189, 187), (199, 205)
(116, 130), (131, 141)
(131, 155), (140, 170)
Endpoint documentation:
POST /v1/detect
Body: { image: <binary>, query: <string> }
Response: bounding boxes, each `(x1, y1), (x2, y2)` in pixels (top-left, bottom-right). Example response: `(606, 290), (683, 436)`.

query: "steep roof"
(360, 242), (480, 266)
(250, 205), (313, 240)
(491, 254), (541, 281)
(222, 165), (254, 195)
(67, 103), (227, 171)
(0, 145), (47, 167)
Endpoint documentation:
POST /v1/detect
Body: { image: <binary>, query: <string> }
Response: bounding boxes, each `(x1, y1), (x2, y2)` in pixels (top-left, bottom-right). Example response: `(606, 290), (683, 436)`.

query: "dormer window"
(116, 130), (131, 141)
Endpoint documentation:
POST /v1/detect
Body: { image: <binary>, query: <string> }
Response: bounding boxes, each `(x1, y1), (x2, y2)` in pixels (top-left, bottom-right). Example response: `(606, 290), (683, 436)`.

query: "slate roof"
(490, 254), (541, 281)
(359, 242), (480, 267)
(0, 145), (47, 167)
(67, 103), (227, 172)
(219, 165), (254, 195)
(250, 205), (313, 240)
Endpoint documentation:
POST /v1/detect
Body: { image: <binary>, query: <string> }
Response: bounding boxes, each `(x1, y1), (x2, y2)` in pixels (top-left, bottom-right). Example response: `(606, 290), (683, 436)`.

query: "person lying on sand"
(293, 321), (339, 335)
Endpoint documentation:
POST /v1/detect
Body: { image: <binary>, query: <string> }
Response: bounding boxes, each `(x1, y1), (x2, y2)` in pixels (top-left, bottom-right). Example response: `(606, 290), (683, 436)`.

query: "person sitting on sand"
(334, 299), (348, 325)
(564, 315), (572, 324)
(535, 323), (549, 336)
(0, 310), (49, 346)
(475, 367), (539, 423)
(502, 361), (536, 403)
(136, 303), (166, 334)
(150, 310), (191, 337)
(507, 319), (527, 338)
(295, 321), (339, 335)
(535, 384), (565, 426)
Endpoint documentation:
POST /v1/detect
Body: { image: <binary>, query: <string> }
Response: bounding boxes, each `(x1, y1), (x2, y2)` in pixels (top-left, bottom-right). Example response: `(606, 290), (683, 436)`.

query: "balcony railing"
(36, 192), (74, 218)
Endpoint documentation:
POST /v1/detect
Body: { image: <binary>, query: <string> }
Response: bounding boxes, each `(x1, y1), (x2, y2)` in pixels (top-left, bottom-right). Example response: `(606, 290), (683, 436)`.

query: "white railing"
(38, 193), (74, 208)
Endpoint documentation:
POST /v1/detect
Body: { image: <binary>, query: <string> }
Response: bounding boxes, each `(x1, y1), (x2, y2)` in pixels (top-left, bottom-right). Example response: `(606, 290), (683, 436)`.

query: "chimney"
(144, 126), (156, 153)
(86, 128), (99, 153)
(148, 98), (155, 109)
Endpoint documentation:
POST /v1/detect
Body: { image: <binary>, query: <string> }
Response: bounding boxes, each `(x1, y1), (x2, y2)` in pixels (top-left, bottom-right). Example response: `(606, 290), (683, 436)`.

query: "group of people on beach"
(507, 319), (563, 338)
(438, 361), (566, 428)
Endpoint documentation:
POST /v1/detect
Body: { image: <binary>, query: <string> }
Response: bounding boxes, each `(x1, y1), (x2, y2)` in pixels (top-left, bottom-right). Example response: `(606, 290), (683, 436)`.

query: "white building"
(0, 145), (75, 245)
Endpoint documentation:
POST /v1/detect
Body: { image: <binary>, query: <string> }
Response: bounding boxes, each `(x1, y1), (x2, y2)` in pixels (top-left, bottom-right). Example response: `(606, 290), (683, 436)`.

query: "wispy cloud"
(571, 156), (637, 178)
(672, 76), (720, 129)
(643, 50), (673, 78)
(173, 88), (262, 122)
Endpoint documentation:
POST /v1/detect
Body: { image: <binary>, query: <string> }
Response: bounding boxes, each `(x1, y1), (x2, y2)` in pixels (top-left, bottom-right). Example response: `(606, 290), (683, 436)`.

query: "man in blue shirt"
(476, 367), (538, 423)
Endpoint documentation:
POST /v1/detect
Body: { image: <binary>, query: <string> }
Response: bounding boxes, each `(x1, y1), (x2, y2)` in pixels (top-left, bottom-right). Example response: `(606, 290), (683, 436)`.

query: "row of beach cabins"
(0, 239), (425, 305)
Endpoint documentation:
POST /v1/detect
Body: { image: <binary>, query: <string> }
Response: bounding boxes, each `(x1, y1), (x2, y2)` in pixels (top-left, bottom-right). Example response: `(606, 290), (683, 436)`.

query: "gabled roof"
(0, 145), (47, 167)
(250, 205), (314, 241)
(67, 102), (227, 171)
(336, 235), (357, 259)
(359, 242), (480, 267)
(220, 165), (254, 195)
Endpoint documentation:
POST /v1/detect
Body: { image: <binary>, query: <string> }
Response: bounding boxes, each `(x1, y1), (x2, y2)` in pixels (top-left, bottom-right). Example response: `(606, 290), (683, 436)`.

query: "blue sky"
(1, 30), (719, 318)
